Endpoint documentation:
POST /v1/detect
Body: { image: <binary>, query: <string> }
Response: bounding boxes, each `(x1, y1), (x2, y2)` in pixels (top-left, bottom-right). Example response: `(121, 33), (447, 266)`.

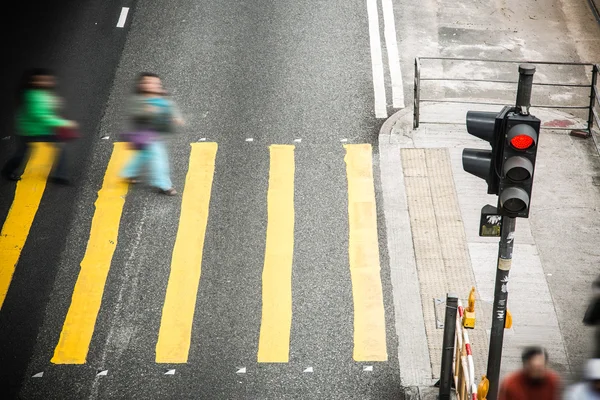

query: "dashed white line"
(366, 0), (388, 118)
(116, 7), (130, 28)
(381, 0), (405, 109)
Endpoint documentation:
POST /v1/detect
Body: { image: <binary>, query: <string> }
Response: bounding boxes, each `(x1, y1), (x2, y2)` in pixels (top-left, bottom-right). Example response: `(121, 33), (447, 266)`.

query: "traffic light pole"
(486, 64), (536, 400)
(486, 216), (516, 399)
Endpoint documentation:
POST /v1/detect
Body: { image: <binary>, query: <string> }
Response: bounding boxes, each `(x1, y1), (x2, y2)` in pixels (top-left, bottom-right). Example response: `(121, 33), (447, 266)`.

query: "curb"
(378, 108), (438, 400)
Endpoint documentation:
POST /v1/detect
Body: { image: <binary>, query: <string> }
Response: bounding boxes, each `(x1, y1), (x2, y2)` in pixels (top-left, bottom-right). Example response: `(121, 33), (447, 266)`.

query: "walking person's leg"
(49, 141), (70, 184)
(121, 147), (149, 183)
(148, 140), (175, 195)
(1, 136), (30, 180)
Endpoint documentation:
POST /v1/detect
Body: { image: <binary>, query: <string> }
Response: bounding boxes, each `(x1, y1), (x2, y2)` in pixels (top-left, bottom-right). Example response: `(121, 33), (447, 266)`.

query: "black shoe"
(49, 176), (71, 186)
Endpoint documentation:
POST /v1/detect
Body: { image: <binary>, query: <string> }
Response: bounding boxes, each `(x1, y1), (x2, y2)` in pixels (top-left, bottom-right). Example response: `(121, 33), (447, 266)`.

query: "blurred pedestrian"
(120, 72), (183, 196)
(564, 359), (600, 399)
(584, 275), (600, 358)
(1, 68), (78, 184)
(498, 346), (561, 400)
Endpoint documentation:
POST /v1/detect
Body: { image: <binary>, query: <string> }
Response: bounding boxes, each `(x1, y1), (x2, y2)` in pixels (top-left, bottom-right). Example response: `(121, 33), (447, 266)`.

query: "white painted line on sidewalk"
(366, 0), (388, 118)
(116, 7), (130, 28)
(380, 0), (405, 109)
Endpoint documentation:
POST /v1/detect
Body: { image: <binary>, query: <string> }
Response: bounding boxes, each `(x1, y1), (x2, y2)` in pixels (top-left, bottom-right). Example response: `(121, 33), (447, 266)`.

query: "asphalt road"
(0, 0), (402, 399)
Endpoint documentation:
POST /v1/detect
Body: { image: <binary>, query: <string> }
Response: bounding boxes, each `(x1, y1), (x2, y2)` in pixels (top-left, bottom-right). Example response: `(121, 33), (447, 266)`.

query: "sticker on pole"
(498, 258), (512, 271)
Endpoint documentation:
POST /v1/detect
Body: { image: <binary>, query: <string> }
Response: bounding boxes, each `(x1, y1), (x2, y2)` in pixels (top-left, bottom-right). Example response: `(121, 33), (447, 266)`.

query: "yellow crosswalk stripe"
(156, 143), (218, 363)
(257, 145), (295, 363)
(52, 143), (131, 364)
(0, 142), (56, 309)
(344, 143), (387, 362)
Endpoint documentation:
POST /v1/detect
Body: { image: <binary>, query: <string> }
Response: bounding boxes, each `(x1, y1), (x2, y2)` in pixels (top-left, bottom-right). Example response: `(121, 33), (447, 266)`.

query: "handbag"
(56, 126), (81, 142)
(121, 130), (158, 150)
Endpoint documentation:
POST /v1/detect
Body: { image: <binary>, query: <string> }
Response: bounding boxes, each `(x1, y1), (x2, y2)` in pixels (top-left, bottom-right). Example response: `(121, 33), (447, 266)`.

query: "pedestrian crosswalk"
(0, 143), (56, 310)
(0, 141), (388, 366)
(156, 142), (218, 364)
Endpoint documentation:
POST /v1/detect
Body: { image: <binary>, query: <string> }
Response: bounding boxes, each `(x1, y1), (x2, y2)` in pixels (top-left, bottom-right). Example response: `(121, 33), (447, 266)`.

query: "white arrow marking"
(97, 370), (108, 376)
(198, 138), (207, 142)
(245, 138), (254, 142)
(236, 367), (246, 374)
(101, 136), (110, 140)
(165, 369), (176, 375)
(303, 367), (313, 373)
(32, 372), (44, 378)
(363, 366), (373, 372)
(294, 138), (302, 143)
(340, 138), (348, 142)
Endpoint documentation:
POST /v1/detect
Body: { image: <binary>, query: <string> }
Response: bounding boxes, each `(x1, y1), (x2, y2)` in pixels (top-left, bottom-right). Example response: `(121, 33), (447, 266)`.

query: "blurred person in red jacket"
(498, 346), (561, 400)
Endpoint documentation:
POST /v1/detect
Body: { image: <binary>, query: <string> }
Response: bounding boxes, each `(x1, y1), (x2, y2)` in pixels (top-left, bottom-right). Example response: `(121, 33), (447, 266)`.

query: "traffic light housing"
(497, 112), (540, 218)
(462, 106), (511, 195)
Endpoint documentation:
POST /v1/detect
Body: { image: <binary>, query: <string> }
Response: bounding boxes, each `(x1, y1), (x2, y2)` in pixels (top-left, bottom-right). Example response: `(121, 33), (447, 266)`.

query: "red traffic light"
(510, 134), (534, 150)
(507, 123), (537, 151)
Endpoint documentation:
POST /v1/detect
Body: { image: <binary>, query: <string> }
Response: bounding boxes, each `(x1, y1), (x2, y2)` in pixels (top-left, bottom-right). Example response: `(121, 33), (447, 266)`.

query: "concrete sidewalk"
(380, 101), (600, 398)
(387, 0), (600, 396)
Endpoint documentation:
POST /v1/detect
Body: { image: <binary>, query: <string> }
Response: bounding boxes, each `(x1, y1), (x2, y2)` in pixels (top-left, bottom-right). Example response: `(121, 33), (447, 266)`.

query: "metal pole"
(486, 217), (516, 400)
(588, 65), (598, 133)
(439, 293), (458, 400)
(414, 57), (421, 129)
(516, 64), (536, 116)
(487, 64), (535, 400)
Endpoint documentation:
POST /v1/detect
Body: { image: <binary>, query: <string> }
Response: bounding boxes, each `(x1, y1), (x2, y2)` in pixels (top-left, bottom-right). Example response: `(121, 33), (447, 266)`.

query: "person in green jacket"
(1, 68), (78, 183)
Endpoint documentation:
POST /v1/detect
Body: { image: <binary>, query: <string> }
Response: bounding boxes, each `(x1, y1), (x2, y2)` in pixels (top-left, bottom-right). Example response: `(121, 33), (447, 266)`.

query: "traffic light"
(462, 106), (511, 195)
(497, 112), (540, 218)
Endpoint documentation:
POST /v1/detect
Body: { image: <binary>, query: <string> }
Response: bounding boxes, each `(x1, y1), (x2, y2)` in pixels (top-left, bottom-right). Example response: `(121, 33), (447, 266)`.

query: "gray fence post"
(414, 57), (421, 129)
(589, 64), (598, 133)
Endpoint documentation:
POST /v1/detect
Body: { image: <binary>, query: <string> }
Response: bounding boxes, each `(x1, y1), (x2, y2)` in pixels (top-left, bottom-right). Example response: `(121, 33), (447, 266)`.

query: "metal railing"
(413, 57), (600, 135)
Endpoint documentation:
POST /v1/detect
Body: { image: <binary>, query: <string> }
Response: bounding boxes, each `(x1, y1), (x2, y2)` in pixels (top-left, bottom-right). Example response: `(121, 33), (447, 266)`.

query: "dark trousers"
(1, 135), (68, 180)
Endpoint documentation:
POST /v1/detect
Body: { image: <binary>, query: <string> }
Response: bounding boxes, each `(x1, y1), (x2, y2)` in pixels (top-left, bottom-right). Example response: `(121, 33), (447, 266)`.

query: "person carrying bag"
(1, 68), (78, 185)
(120, 72), (183, 196)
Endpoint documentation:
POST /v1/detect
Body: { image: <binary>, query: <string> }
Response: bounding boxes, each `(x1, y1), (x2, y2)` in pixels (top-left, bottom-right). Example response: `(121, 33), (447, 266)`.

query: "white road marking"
(366, 0), (388, 118)
(380, 0), (405, 109)
(116, 7), (130, 28)
(32, 372), (44, 378)
(363, 365), (373, 372)
(96, 370), (108, 376)
(236, 367), (246, 374)
(294, 138), (302, 143)
(303, 367), (314, 373)
(165, 369), (176, 375)
(245, 138), (254, 142)
(340, 138), (348, 142)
